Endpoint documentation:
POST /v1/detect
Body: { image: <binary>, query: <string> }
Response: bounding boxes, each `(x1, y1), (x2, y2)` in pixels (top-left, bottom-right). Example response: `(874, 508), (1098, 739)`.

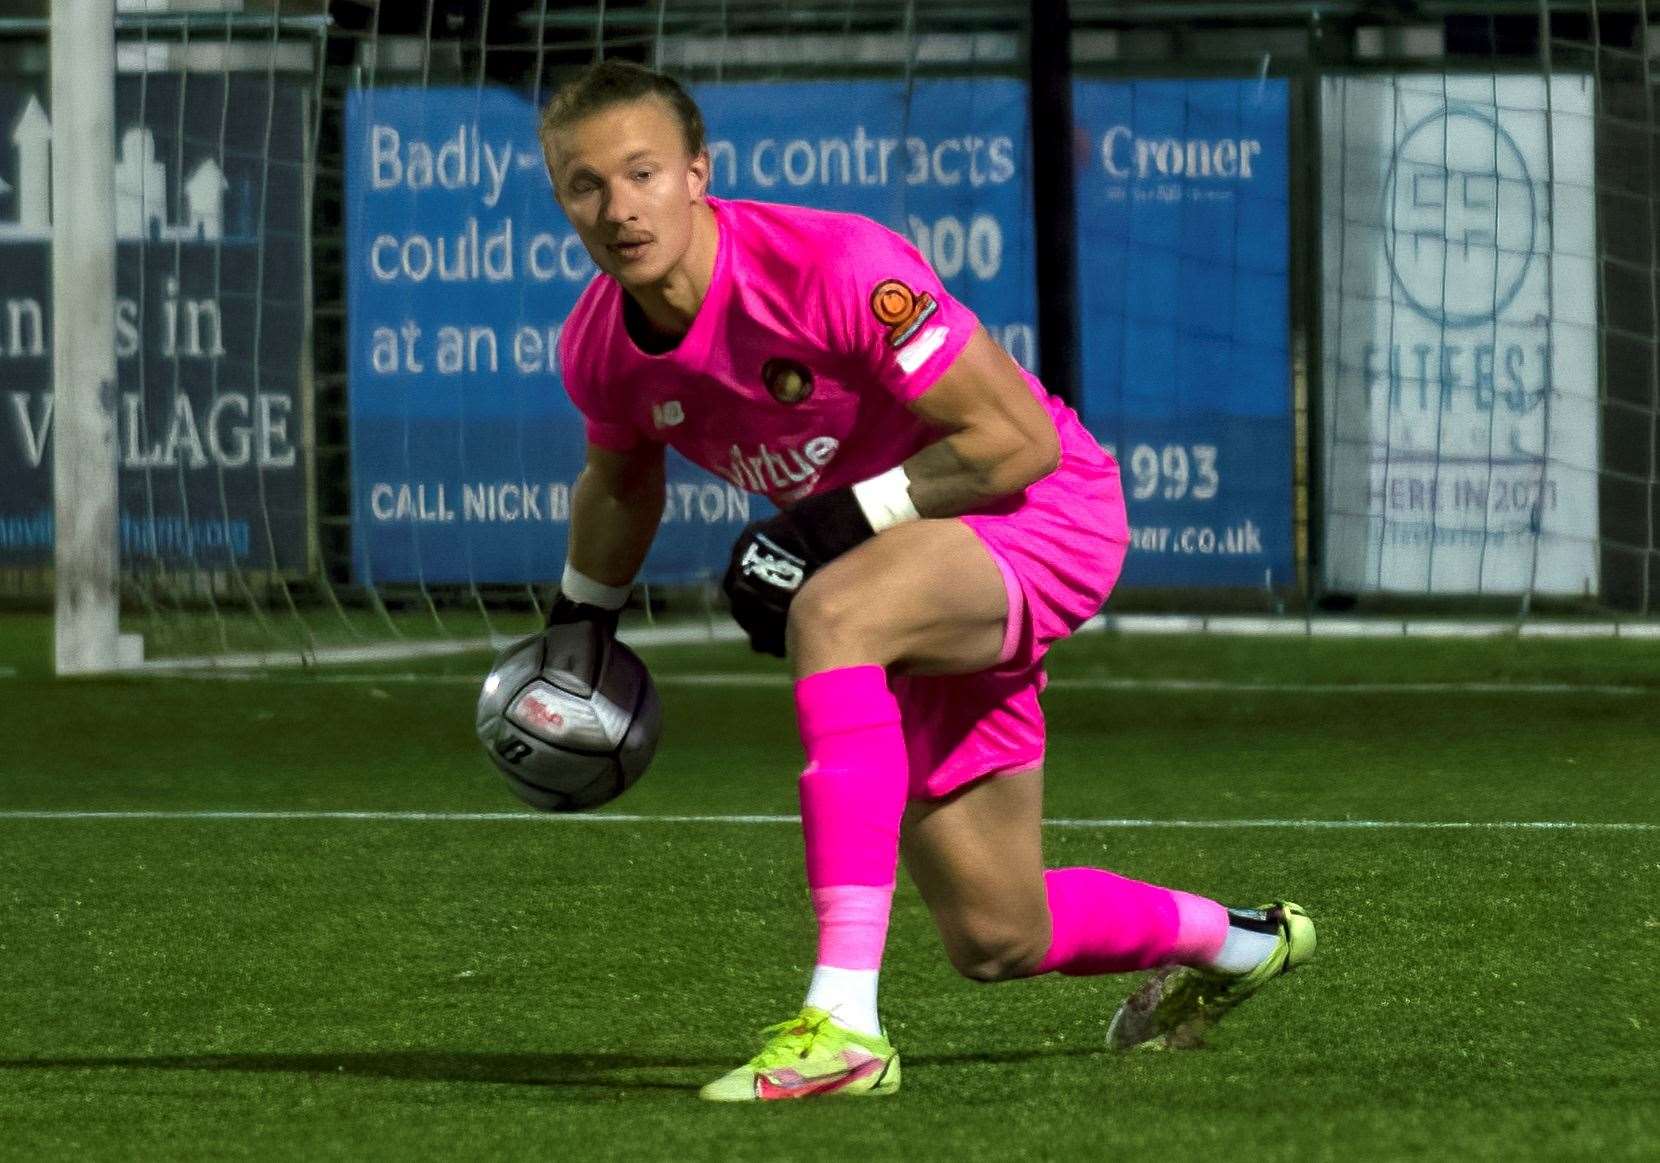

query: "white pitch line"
(143, 671), (1659, 696)
(107, 615), (1660, 673)
(0, 810), (1652, 831)
(129, 623), (748, 673)
(1054, 678), (1651, 696)
(668, 675), (1653, 697)
(119, 670), (1654, 696)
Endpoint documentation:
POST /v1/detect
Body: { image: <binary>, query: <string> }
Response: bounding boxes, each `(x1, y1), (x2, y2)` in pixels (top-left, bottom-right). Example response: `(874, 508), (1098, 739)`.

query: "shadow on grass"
(0, 1045), (1100, 1093)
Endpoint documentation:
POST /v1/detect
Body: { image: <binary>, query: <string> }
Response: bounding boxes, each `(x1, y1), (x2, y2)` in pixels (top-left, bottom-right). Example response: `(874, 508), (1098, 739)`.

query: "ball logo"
(761, 357), (814, 405)
(1382, 104), (1536, 329)
(515, 687), (568, 737)
(526, 706), (565, 732)
(869, 278), (938, 348)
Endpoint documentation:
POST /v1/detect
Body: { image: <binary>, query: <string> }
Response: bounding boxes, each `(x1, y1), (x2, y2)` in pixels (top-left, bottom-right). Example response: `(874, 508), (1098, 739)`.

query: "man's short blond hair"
(540, 59), (706, 158)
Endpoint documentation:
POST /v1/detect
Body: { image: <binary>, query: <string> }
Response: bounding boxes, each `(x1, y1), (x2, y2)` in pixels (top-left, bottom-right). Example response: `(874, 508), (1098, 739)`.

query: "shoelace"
(750, 1012), (832, 1069)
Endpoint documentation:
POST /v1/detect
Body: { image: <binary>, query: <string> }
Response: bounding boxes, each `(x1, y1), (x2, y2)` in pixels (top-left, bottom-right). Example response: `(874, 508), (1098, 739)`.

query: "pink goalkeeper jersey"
(559, 195), (1083, 506)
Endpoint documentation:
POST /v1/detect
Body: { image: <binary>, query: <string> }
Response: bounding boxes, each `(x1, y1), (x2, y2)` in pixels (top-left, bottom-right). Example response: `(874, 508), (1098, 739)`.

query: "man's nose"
(602, 180), (638, 223)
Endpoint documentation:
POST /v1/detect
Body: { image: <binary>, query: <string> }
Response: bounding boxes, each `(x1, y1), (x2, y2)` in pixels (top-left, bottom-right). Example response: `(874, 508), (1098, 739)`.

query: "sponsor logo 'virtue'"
(718, 436), (841, 499)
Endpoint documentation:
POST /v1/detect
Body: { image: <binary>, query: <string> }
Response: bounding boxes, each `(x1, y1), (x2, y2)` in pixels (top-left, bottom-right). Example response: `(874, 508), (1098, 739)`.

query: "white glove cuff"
(561, 563), (632, 611)
(851, 465), (921, 533)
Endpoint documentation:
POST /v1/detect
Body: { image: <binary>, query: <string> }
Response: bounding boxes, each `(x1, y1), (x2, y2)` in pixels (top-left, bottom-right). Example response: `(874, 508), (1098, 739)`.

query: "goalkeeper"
(540, 60), (1315, 1102)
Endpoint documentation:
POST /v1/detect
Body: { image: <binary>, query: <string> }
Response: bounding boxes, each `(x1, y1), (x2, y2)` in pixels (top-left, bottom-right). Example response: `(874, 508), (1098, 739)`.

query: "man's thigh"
(900, 767), (1050, 960)
(788, 517), (1010, 677)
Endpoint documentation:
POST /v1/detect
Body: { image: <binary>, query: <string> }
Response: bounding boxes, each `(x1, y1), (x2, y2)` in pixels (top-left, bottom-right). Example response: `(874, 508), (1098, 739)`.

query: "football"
(475, 622), (662, 812)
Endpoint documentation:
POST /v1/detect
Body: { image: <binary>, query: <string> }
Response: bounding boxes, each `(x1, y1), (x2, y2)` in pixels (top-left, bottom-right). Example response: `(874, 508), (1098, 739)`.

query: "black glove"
(722, 519), (811, 657)
(544, 591), (622, 638)
(721, 487), (876, 657)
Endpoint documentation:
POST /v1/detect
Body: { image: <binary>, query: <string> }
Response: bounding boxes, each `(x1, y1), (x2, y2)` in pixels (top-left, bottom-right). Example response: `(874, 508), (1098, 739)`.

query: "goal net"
(1320, 14), (1625, 612)
(4, 3), (1655, 673)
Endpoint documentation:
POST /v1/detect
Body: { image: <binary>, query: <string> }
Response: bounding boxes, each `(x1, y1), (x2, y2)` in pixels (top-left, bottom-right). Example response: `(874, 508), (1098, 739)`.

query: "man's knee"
(941, 923), (1051, 983)
(788, 567), (889, 656)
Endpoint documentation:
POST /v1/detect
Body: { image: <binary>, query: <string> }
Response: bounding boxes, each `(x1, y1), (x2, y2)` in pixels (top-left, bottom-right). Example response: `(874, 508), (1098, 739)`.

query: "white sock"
(1206, 925), (1280, 975)
(804, 965), (882, 1037)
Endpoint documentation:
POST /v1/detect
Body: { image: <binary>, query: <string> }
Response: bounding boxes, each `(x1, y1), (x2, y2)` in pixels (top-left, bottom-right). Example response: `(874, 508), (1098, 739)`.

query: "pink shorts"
(892, 403), (1129, 800)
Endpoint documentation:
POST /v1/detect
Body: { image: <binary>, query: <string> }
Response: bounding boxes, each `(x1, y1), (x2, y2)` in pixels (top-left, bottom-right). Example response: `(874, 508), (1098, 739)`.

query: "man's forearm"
(568, 462), (664, 587)
(898, 428), (1060, 519)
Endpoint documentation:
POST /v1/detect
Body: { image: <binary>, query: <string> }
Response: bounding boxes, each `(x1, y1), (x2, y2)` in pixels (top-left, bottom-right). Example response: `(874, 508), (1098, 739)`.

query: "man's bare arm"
(721, 328), (1060, 652)
(894, 327), (1060, 518)
(568, 441), (667, 587)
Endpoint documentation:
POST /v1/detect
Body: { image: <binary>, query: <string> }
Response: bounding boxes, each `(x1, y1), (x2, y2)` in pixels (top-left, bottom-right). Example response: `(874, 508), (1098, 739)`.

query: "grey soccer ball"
(475, 622), (661, 812)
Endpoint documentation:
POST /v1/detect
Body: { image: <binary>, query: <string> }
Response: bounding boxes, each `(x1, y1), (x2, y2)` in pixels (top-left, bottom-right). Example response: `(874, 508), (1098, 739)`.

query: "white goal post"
(51, 0), (120, 675)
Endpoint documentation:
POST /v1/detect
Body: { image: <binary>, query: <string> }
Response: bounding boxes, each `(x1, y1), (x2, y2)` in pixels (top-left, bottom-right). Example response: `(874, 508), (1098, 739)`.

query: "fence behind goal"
(0, 2), (1654, 671)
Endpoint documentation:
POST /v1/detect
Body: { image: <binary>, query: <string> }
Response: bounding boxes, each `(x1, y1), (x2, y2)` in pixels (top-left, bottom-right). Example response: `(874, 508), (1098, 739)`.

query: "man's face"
(545, 96), (709, 290)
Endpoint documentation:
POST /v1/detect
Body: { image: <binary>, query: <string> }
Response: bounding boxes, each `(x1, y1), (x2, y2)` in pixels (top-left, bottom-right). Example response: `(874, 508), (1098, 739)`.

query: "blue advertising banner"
(346, 79), (1032, 585)
(0, 76), (310, 570)
(1073, 79), (1293, 587)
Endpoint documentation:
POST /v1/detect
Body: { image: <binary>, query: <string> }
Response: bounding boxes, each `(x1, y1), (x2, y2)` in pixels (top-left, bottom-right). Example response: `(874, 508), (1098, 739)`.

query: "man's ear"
(687, 149), (710, 201)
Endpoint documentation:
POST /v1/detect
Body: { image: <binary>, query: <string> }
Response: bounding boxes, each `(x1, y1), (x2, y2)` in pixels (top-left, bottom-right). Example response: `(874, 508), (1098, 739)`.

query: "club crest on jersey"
(761, 358), (814, 405)
(869, 278), (939, 348)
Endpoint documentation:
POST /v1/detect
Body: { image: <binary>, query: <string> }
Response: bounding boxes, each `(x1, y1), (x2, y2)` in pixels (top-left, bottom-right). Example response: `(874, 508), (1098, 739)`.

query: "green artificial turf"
(1, 613), (1657, 1160)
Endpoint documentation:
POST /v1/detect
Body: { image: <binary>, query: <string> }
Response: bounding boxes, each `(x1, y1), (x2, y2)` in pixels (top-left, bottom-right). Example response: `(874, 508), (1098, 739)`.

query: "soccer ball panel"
(508, 680), (617, 752)
(616, 672), (662, 783)
(475, 639), (543, 736)
(491, 723), (619, 811)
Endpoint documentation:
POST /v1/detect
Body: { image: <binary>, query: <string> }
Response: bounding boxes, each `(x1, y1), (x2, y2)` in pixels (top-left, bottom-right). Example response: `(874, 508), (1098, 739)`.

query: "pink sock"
(796, 665), (908, 969)
(1030, 867), (1230, 976)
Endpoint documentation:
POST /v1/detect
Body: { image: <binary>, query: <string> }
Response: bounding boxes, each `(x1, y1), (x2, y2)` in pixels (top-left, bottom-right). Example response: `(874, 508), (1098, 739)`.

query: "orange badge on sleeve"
(869, 279), (939, 349)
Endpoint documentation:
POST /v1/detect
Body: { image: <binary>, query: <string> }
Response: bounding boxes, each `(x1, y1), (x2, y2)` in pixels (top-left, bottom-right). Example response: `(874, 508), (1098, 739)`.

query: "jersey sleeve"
(575, 399), (642, 453)
(557, 309), (649, 452)
(822, 218), (979, 404)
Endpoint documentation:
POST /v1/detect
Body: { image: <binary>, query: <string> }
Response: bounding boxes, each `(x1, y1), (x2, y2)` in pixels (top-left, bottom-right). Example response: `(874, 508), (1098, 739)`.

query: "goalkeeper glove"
(721, 487), (875, 657)
(545, 592), (622, 638)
